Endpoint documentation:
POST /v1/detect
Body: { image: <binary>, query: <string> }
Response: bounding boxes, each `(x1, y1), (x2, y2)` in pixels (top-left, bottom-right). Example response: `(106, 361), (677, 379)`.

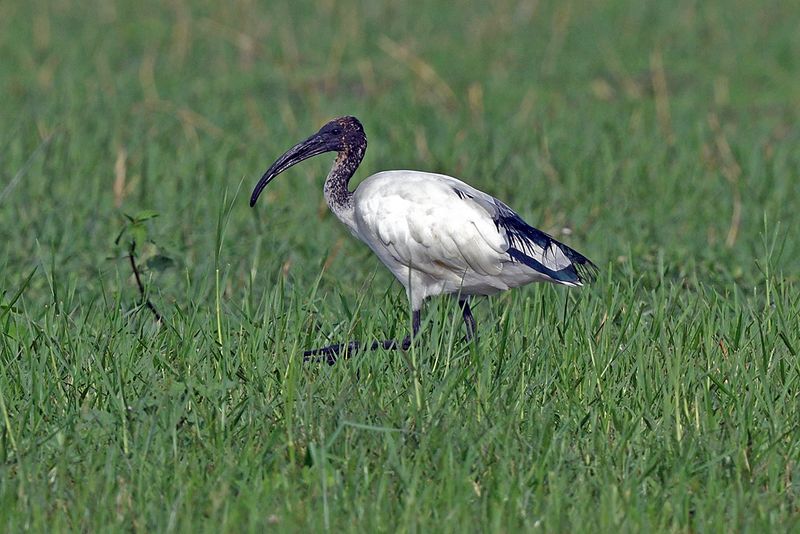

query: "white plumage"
(352, 171), (582, 310)
(250, 116), (596, 361)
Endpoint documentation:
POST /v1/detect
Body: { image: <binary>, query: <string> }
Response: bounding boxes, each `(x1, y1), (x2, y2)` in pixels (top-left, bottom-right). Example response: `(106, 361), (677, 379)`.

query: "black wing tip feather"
(510, 245), (598, 286)
(492, 198), (599, 286)
(574, 257), (600, 285)
(560, 244), (599, 285)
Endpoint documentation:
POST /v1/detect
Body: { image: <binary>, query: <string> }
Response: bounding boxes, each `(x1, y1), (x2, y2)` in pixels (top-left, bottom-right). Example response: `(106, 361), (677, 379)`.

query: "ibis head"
(250, 116), (365, 207)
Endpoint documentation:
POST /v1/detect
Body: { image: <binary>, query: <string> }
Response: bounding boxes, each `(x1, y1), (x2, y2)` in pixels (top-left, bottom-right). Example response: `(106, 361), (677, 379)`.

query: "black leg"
(303, 309), (422, 365)
(399, 309), (421, 350)
(302, 340), (362, 365)
(459, 298), (477, 342)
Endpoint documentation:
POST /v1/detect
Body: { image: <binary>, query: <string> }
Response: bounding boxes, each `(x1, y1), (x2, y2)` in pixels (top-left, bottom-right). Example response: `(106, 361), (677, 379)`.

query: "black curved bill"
(250, 133), (329, 207)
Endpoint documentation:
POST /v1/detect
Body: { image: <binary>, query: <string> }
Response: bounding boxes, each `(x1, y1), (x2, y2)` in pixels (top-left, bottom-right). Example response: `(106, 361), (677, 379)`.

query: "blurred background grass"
(2, 0), (798, 303)
(1, 0), (799, 531)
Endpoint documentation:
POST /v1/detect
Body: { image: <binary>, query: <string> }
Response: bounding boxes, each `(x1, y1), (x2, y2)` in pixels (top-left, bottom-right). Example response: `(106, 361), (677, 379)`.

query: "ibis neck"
(323, 138), (366, 232)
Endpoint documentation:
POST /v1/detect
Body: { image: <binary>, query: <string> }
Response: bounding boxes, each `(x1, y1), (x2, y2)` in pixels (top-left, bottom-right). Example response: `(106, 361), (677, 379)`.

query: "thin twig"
(128, 242), (163, 323)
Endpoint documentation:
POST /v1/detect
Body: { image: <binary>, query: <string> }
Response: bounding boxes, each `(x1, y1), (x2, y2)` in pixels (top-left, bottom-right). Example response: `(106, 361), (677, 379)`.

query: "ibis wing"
(463, 191), (598, 285)
(354, 171), (597, 288)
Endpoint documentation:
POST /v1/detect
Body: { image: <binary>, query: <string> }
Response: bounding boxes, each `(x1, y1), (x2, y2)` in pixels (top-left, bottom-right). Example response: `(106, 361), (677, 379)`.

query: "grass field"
(2, 0), (799, 531)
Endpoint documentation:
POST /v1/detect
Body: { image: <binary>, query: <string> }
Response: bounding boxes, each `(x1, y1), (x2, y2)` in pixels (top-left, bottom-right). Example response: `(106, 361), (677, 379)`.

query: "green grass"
(2, 0), (800, 531)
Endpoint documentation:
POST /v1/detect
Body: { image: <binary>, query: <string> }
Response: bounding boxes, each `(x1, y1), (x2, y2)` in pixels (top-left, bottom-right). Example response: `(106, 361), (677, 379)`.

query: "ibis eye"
(331, 128), (342, 136)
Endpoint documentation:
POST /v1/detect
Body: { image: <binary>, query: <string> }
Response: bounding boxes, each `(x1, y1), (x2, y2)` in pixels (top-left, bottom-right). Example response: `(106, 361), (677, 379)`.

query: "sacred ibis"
(250, 116), (597, 363)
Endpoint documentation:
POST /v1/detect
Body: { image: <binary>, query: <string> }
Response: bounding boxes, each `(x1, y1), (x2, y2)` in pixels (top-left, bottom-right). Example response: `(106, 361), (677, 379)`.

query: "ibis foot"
(303, 336), (413, 365)
(303, 310), (421, 365)
(303, 341), (362, 365)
